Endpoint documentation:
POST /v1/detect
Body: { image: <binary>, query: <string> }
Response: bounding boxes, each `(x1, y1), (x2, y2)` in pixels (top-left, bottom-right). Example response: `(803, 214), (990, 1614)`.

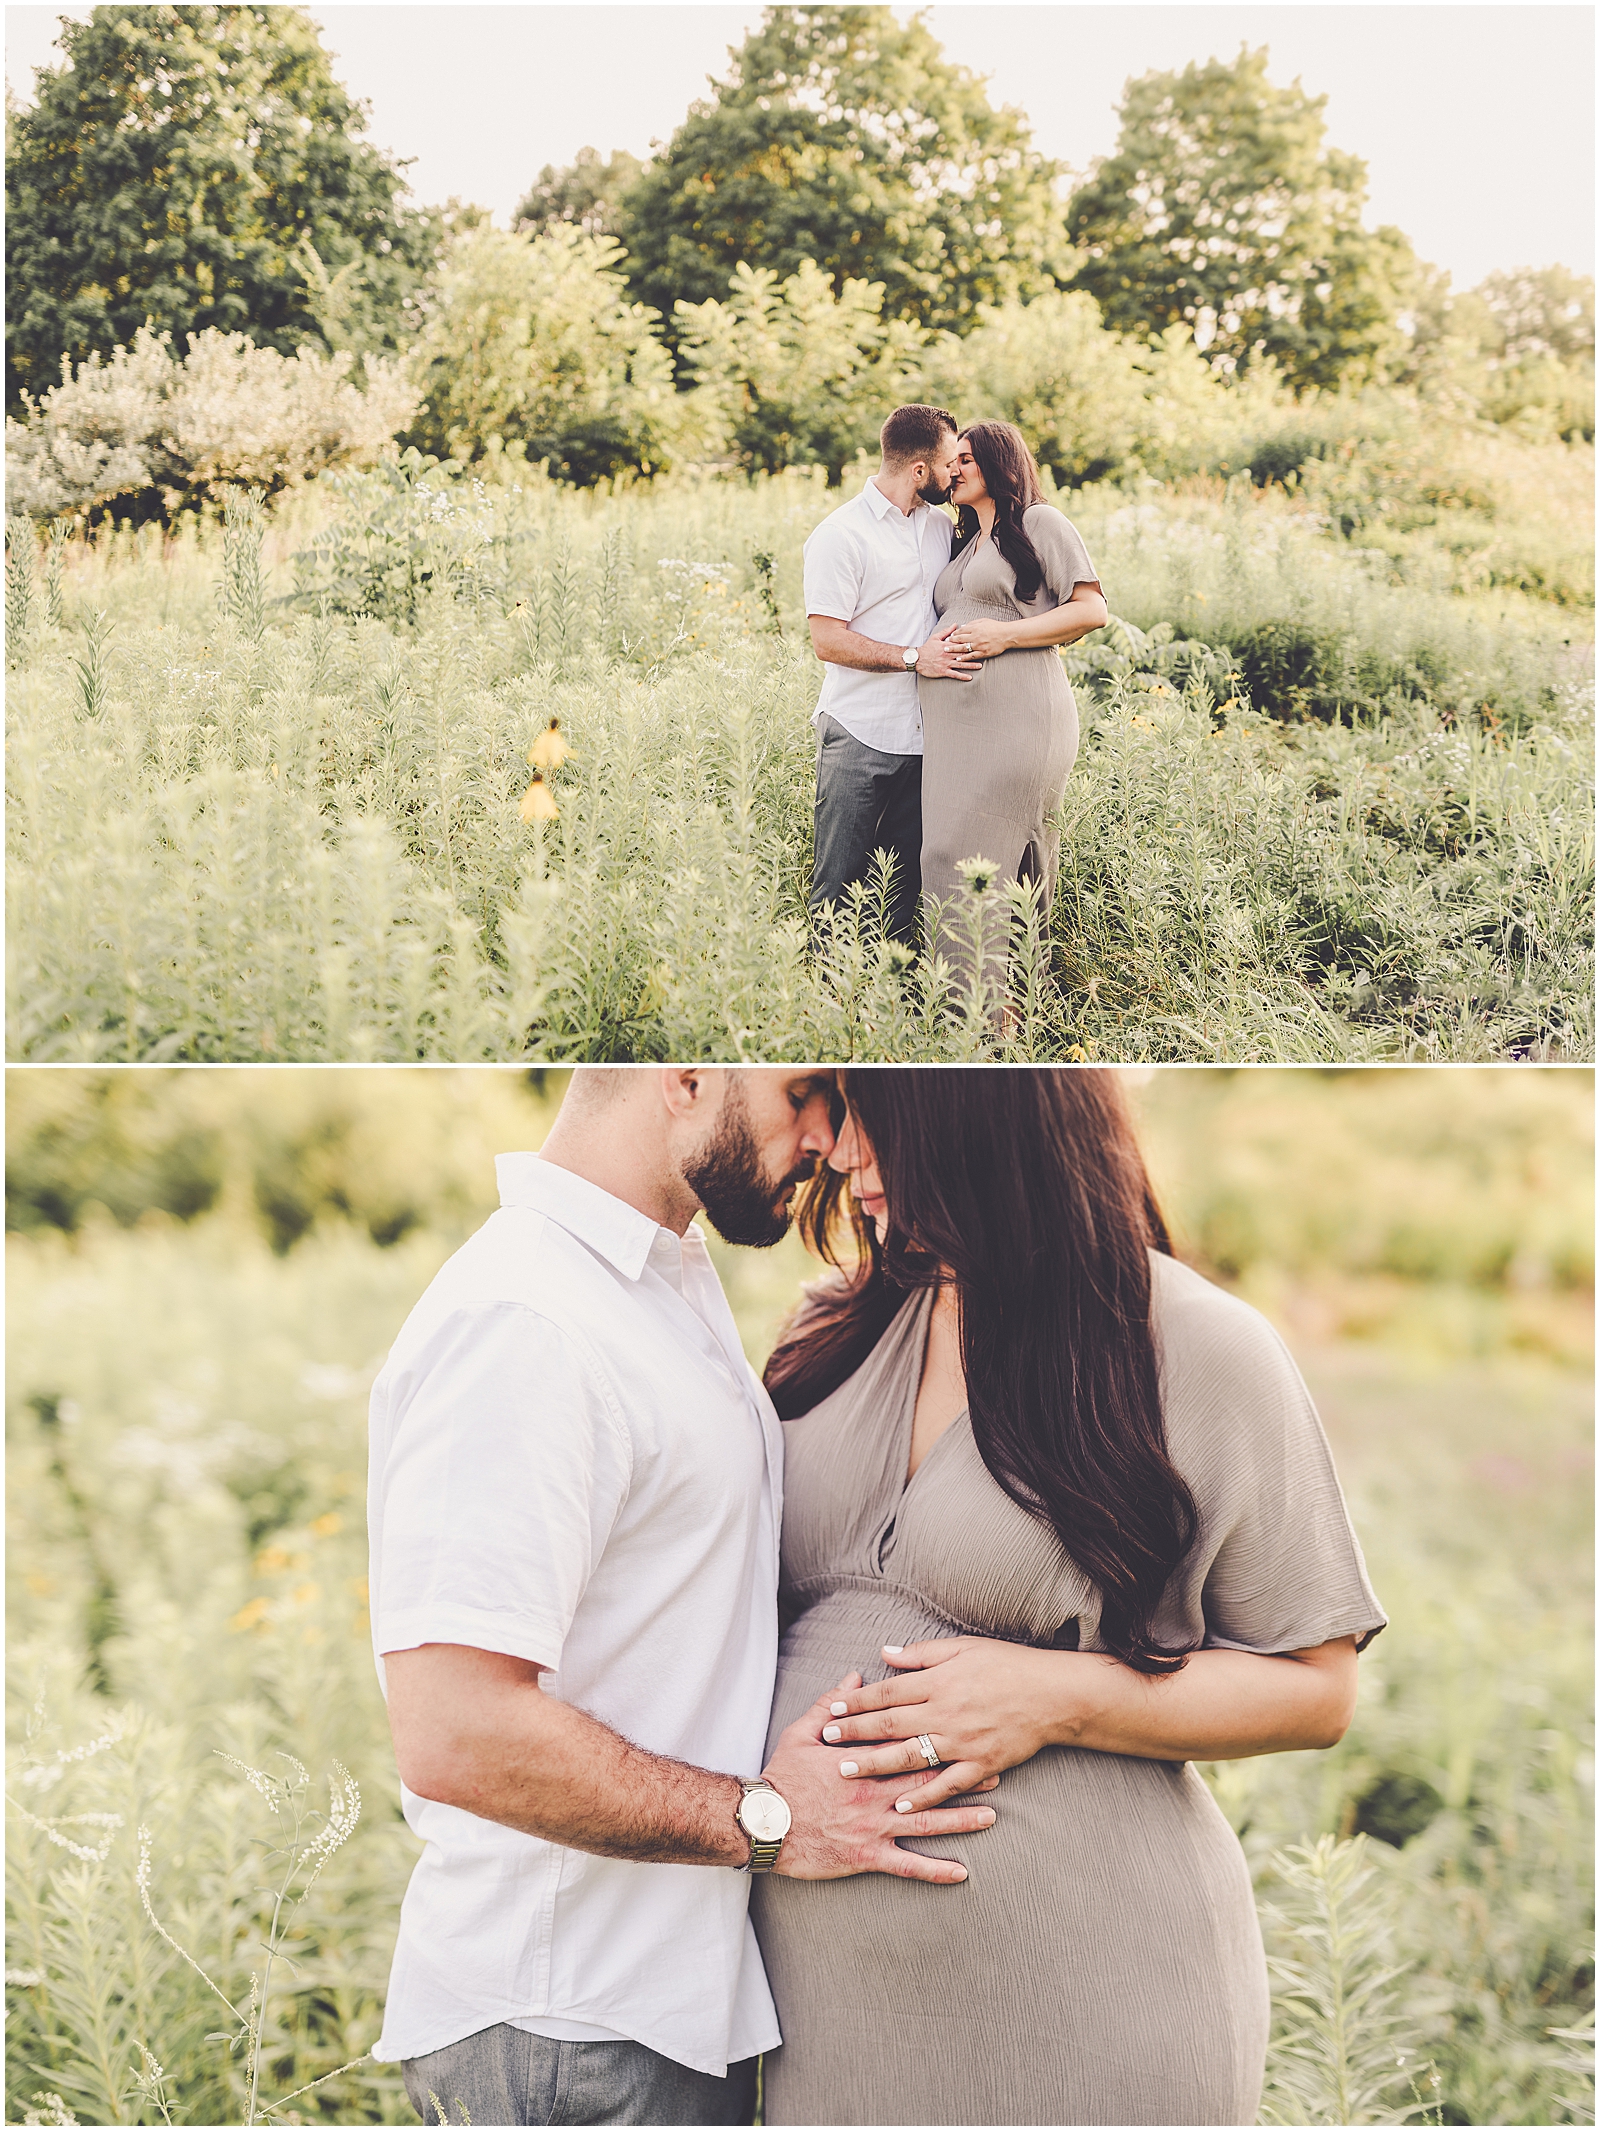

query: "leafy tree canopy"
(618, 4), (1071, 338)
(1066, 46), (1416, 391)
(6, 4), (438, 408)
(516, 146), (645, 238)
(1465, 266), (1595, 367)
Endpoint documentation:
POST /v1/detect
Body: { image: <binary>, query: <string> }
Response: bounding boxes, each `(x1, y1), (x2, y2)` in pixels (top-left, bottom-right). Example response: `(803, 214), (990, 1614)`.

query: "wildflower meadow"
(5, 1065), (1593, 2126)
(5, 454), (1593, 1064)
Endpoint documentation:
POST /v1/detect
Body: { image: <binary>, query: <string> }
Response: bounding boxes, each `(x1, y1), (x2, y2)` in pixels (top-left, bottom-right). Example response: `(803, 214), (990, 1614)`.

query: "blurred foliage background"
(7, 1063), (1591, 1360)
(6, 1064), (1594, 2124)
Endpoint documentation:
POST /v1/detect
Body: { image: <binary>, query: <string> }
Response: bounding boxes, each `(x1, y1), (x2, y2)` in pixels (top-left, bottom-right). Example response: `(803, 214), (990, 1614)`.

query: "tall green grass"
(6, 1066), (1593, 2124)
(6, 469), (1592, 1062)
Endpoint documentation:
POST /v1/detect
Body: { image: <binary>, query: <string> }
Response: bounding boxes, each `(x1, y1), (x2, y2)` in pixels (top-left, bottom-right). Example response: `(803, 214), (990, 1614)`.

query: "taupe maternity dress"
(752, 1254), (1386, 2128)
(918, 505), (1099, 947)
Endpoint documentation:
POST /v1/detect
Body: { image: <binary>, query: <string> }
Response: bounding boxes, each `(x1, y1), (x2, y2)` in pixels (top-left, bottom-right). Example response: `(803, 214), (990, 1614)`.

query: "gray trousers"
(401, 2023), (758, 2127)
(809, 713), (922, 946)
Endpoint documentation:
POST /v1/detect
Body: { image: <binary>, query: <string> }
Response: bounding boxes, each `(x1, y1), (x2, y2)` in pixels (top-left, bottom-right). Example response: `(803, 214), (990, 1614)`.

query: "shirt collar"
(495, 1153), (672, 1284)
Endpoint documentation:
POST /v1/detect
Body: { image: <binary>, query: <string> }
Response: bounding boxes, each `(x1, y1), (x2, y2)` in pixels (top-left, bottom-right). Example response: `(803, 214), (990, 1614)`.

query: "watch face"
(740, 1788), (792, 1843)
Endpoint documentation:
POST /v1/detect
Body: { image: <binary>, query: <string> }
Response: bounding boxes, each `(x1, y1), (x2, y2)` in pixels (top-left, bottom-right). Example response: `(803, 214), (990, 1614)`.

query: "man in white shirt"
(803, 403), (981, 945)
(368, 1066), (997, 2127)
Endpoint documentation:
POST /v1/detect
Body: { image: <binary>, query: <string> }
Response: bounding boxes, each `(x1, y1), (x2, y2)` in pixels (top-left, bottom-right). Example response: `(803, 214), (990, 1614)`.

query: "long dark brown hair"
(953, 419), (1048, 603)
(764, 1068), (1198, 1674)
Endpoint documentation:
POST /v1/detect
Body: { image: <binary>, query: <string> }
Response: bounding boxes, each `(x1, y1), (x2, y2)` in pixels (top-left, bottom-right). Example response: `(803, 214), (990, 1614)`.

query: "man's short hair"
(880, 404), (957, 469)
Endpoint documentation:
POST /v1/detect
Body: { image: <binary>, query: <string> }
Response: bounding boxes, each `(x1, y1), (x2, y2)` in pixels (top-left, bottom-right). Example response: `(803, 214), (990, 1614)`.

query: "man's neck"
(870, 467), (925, 518)
(536, 1138), (698, 1236)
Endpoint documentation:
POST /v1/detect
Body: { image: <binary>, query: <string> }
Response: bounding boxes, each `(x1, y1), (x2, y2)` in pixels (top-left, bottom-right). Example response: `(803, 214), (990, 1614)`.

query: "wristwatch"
(734, 1778), (792, 1872)
(900, 643), (920, 670)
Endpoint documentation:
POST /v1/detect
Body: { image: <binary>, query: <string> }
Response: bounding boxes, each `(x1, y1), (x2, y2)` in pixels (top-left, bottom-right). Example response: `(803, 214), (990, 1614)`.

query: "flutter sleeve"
(1024, 505), (1102, 607)
(1153, 1258), (1388, 1657)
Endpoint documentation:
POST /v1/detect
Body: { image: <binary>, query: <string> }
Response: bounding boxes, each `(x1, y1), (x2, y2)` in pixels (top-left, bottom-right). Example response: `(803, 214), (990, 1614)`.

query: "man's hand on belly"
(762, 1672), (999, 1884)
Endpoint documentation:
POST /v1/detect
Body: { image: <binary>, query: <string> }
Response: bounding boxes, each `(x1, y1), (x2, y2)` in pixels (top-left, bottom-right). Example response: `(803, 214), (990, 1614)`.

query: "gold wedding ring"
(915, 1733), (941, 1768)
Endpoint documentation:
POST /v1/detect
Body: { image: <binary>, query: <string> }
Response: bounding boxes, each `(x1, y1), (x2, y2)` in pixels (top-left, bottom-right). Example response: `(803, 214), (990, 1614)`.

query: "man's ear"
(659, 1066), (714, 1124)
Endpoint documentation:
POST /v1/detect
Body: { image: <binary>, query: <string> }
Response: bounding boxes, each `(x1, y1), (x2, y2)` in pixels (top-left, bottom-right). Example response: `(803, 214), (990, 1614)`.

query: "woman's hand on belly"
(949, 617), (1015, 660)
(819, 1635), (1364, 1805)
(818, 1637), (1066, 1809)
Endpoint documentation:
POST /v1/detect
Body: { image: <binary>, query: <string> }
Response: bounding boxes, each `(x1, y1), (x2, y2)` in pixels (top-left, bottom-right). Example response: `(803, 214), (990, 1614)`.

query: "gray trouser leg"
(402, 2023), (758, 2127)
(809, 714), (923, 945)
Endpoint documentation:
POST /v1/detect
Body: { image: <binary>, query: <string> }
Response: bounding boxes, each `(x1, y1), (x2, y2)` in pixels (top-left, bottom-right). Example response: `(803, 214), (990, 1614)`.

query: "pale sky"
(6, 4), (1594, 289)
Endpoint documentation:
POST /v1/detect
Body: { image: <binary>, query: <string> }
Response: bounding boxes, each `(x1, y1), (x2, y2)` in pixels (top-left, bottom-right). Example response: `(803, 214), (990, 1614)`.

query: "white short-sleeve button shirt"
(802, 476), (956, 755)
(366, 1156), (785, 2076)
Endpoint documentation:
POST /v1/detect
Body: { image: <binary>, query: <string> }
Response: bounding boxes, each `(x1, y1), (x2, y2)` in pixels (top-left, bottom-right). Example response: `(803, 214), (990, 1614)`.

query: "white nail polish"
(839, 1761), (858, 1777)
(884, 1644), (904, 1654)
(829, 1701), (849, 1716)
(895, 1797), (913, 1813)
(822, 1724), (841, 1742)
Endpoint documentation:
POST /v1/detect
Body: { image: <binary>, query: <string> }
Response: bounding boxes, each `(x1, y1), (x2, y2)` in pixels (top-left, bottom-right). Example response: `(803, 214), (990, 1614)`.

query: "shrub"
(404, 226), (680, 482)
(289, 452), (537, 625)
(915, 290), (1153, 485)
(677, 260), (926, 480)
(4, 328), (415, 524)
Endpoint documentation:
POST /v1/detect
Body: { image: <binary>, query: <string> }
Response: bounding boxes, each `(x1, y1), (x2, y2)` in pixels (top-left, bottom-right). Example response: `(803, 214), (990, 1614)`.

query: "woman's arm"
(817, 1633), (1361, 1810)
(957, 584), (1108, 659)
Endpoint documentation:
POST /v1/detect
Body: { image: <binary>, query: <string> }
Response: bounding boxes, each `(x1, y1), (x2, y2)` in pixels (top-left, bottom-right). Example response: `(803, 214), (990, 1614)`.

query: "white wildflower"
(216, 1751), (278, 1803)
(6, 1800), (123, 1862)
(23, 2091), (78, 2126)
(137, 1826), (252, 2028)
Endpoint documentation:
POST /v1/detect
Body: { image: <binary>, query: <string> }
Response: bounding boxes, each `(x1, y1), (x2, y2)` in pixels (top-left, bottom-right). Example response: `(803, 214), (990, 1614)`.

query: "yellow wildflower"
(528, 718), (571, 771)
(229, 1597), (271, 1634)
(310, 1512), (343, 1538)
(520, 777), (559, 823)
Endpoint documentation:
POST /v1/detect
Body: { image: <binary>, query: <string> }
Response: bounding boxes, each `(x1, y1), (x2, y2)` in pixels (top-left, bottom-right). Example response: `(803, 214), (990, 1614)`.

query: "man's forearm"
(389, 1648), (747, 1864)
(809, 618), (912, 672)
(461, 1694), (748, 1862)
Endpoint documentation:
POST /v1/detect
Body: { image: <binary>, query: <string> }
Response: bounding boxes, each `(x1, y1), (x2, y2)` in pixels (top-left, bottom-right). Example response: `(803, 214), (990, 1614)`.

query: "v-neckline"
(897, 1287), (969, 1495)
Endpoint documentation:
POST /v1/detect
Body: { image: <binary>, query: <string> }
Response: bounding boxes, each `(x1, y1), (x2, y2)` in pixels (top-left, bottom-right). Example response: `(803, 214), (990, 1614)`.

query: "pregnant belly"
(918, 618), (1071, 724)
(753, 1593), (1269, 2126)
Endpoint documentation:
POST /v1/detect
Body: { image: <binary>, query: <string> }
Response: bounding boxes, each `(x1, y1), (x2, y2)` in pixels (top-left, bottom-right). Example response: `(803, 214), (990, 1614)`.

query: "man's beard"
(682, 1085), (814, 1249)
(918, 471), (954, 505)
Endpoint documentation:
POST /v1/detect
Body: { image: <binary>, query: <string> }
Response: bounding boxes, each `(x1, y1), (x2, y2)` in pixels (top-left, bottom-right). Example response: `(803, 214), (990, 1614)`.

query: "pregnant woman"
(917, 423), (1108, 966)
(751, 1069), (1386, 2127)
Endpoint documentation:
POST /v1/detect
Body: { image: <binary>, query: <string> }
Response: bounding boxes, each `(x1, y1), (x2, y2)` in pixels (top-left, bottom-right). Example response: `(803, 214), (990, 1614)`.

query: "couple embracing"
(366, 1066), (1385, 2128)
(806, 406), (1108, 955)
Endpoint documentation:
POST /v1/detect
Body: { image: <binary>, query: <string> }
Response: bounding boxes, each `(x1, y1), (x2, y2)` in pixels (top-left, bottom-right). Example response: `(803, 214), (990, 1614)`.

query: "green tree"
(1066, 47), (1415, 390)
(515, 147), (644, 238)
(406, 225), (681, 483)
(6, 4), (436, 409)
(1465, 266), (1594, 365)
(619, 4), (1070, 339)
